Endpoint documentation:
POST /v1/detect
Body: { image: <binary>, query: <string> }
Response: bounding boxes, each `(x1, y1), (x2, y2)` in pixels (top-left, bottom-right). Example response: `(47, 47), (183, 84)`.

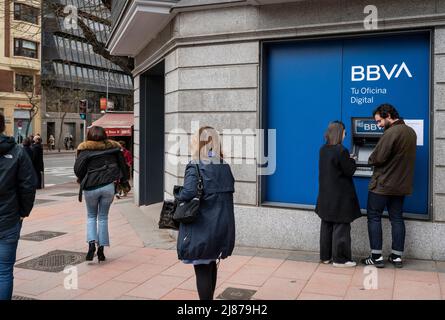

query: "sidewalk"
(12, 184), (445, 300)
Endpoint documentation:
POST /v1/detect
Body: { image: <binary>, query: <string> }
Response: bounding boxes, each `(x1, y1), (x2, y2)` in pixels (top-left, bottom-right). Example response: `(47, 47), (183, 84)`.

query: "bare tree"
(44, 0), (134, 73)
(0, 0), (134, 72)
(23, 84), (40, 137)
(1, 0), (133, 146)
(43, 76), (88, 152)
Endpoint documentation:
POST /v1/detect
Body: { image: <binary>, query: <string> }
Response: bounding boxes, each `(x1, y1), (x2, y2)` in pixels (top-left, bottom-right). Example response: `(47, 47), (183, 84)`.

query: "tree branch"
(47, 1), (134, 74)
(101, 0), (112, 11)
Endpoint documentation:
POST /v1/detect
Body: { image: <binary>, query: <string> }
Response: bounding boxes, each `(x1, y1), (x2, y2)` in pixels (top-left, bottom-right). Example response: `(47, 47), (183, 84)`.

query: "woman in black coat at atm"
(315, 121), (362, 268)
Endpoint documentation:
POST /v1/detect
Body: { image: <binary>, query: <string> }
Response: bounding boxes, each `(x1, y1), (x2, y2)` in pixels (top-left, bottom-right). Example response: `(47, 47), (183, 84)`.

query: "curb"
(43, 151), (76, 156)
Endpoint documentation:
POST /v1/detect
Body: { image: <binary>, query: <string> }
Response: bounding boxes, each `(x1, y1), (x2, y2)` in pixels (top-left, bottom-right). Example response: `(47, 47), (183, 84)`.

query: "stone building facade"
(108, 0), (445, 260)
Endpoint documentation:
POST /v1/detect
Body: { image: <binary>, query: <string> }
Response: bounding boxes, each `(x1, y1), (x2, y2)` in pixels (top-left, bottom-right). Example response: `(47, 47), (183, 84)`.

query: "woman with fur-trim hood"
(74, 126), (129, 263)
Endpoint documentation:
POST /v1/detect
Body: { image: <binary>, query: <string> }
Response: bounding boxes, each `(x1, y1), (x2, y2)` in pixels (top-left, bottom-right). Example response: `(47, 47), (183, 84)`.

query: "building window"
(88, 68), (94, 80)
(70, 65), (77, 79)
(14, 39), (38, 58)
(15, 74), (34, 92)
(14, 3), (39, 25)
(54, 62), (64, 79)
(77, 66), (83, 79)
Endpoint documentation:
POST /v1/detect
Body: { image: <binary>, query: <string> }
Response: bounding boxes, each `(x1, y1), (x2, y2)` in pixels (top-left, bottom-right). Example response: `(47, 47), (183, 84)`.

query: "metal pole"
(84, 119), (87, 142)
(106, 68), (109, 110)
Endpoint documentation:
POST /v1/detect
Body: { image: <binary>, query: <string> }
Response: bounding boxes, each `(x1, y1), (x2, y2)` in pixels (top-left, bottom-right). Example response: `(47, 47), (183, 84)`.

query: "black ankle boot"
(97, 246), (106, 262)
(86, 241), (96, 261)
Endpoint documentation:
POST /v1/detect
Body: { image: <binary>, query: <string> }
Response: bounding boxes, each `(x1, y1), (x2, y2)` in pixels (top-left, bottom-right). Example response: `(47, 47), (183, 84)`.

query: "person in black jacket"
(175, 126), (235, 300)
(31, 136), (44, 189)
(315, 121), (361, 268)
(22, 137), (33, 160)
(0, 112), (37, 300)
(74, 126), (129, 263)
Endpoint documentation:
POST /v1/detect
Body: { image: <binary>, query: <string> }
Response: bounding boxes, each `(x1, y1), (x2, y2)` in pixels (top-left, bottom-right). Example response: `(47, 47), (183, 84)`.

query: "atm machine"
(351, 117), (384, 177)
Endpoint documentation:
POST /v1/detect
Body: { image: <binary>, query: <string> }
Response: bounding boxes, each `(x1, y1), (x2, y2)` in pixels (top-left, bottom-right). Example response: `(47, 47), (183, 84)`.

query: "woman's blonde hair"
(191, 126), (224, 160)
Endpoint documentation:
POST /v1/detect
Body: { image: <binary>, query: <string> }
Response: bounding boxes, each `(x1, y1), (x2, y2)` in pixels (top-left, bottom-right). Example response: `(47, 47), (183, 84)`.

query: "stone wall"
(163, 42), (259, 205)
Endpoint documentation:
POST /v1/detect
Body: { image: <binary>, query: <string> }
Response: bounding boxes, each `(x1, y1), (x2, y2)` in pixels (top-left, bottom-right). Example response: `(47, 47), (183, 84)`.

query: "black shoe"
(361, 255), (385, 268)
(97, 246), (106, 263)
(388, 256), (403, 268)
(86, 241), (96, 261)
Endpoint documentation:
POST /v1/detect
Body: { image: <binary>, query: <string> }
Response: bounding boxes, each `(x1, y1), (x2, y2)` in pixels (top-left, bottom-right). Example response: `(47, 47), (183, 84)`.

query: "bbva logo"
(351, 62), (412, 81)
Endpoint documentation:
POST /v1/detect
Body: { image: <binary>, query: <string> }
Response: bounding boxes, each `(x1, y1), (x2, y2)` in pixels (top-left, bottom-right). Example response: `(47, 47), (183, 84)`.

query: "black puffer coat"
(74, 140), (128, 199)
(0, 134), (37, 232)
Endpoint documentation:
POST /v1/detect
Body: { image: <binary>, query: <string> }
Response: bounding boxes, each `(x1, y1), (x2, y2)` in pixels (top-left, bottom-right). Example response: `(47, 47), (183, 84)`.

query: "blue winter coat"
(175, 158), (235, 261)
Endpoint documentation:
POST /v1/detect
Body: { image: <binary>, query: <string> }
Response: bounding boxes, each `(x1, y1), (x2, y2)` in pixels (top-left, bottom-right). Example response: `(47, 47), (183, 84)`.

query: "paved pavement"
(12, 183), (445, 300)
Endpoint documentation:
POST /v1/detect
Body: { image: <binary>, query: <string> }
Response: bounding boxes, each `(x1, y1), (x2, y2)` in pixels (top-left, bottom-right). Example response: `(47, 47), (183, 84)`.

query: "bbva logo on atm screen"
(363, 123), (383, 131)
(351, 62), (412, 81)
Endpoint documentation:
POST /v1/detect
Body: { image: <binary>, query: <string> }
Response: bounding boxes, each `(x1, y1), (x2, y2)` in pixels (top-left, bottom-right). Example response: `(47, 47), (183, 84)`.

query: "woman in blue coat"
(175, 126), (235, 300)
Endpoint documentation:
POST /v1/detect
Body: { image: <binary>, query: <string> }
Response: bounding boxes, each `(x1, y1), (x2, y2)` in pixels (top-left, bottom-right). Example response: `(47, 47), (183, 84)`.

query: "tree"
(1, 0), (133, 145)
(44, 0), (134, 74)
(42, 77), (88, 152)
(23, 82), (40, 138)
(0, 0), (134, 73)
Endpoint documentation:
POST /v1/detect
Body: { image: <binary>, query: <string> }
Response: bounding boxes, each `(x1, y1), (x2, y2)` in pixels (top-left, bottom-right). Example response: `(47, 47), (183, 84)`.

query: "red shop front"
(89, 111), (134, 153)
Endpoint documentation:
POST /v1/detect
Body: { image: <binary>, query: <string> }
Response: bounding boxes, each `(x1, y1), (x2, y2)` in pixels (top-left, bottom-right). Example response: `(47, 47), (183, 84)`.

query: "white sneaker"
(333, 261), (357, 268)
(321, 260), (331, 264)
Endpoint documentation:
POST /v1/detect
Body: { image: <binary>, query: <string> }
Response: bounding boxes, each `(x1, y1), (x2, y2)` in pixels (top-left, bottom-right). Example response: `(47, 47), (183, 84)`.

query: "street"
(43, 153), (76, 187)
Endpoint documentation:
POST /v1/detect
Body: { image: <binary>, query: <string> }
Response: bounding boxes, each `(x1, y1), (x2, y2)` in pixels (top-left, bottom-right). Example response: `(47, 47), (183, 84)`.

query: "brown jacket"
(368, 119), (417, 195)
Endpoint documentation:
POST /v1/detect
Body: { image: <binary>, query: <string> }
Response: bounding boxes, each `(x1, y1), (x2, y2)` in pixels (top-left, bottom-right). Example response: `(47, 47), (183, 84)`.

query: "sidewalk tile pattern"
(12, 187), (445, 300)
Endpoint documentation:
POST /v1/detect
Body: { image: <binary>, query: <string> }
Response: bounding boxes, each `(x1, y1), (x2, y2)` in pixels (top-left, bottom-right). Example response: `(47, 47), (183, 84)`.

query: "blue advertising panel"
(264, 40), (342, 205)
(264, 31), (430, 216)
(341, 33), (430, 215)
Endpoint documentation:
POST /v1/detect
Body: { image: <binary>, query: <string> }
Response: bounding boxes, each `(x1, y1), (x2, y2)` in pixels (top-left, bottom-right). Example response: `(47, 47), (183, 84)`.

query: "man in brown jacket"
(361, 104), (417, 268)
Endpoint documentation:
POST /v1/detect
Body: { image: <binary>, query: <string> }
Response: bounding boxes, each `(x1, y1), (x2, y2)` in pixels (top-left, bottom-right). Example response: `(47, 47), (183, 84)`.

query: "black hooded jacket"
(0, 134), (37, 232)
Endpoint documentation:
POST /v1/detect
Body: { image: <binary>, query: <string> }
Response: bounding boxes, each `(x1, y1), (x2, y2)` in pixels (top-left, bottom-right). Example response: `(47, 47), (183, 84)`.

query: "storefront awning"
(90, 112), (134, 137)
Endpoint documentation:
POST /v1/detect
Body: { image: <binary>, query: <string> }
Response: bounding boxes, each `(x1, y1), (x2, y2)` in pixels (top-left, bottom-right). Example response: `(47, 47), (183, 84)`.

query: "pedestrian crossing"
(44, 167), (76, 178)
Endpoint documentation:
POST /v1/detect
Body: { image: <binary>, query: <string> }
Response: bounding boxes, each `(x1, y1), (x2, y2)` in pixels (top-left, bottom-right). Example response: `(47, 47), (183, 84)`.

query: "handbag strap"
(194, 163), (203, 199)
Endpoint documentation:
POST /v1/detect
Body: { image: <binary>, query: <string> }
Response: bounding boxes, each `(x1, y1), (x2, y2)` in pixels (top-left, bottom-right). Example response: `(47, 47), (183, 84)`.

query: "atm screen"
(354, 119), (383, 135)
(357, 146), (373, 163)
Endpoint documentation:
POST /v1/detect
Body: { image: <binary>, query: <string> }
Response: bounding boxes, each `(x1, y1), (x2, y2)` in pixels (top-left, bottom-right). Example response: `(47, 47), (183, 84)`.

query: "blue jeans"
(84, 183), (115, 246)
(367, 192), (405, 256)
(0, 220), (22, 300)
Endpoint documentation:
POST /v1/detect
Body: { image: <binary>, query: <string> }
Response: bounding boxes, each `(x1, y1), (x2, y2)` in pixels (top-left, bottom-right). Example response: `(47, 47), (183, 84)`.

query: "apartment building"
(0, 0), (41, 141)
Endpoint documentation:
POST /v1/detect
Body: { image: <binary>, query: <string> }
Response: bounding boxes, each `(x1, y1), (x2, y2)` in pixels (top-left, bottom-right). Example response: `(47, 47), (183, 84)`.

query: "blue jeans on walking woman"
(84, 183), (115, 246)
(0, 220), (22, 300)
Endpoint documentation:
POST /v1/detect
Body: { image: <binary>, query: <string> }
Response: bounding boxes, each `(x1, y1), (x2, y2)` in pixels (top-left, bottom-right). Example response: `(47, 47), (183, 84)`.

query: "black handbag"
(172, 163), (203, 224)
(158, 200), (179, 230)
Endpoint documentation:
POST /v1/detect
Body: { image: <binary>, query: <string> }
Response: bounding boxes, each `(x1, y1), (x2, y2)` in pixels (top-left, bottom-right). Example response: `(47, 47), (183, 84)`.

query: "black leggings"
(194, 261), (218, 300)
